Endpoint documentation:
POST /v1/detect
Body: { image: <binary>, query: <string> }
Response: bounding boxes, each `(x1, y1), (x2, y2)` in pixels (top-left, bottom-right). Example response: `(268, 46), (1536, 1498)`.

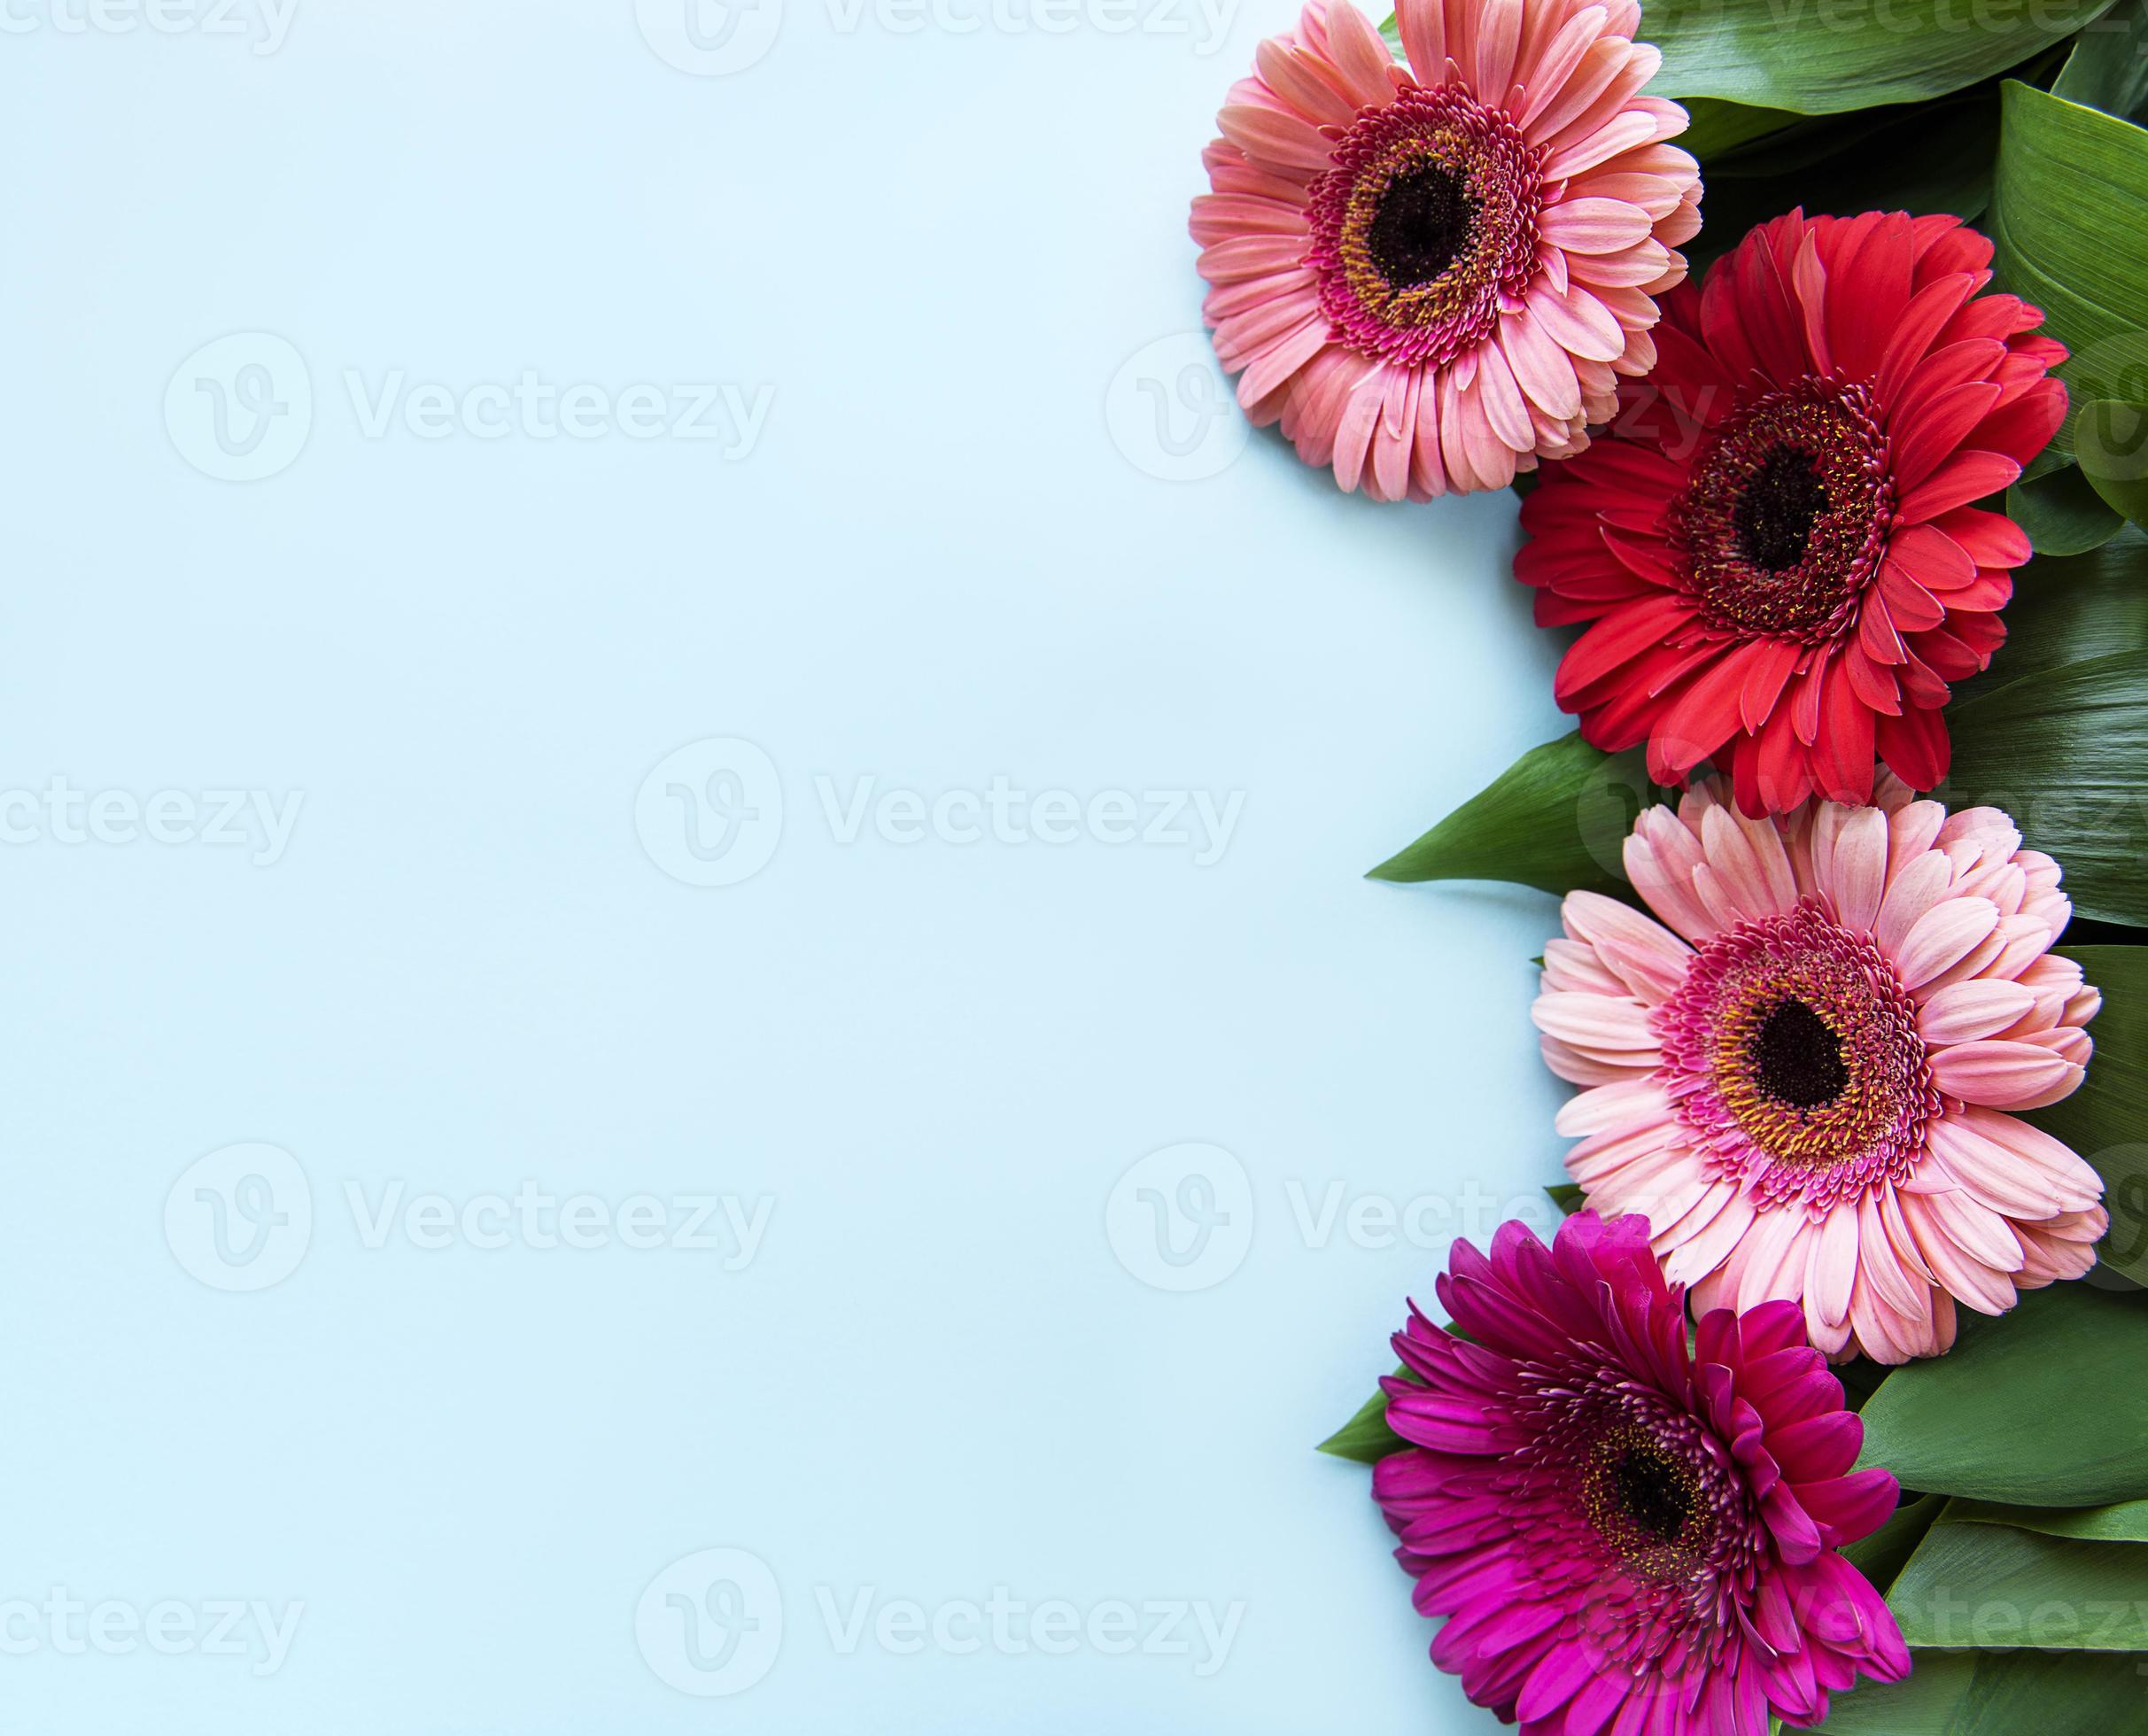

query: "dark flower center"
(1306, 85), (1546, 368)
(1659, 902), (1940, 1207)
(1609, 1445), (1694, 1543)
(1732, 446), (1826, 572)
(1750, 997), (1849, 1110)
(1366, 163), (1477, 288)
(1669, 379), (1894, 643)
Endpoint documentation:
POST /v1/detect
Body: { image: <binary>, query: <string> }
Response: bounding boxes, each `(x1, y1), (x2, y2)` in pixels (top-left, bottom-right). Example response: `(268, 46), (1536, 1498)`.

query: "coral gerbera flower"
(1517, 209), (2067, 814)
(1191, 0), (1700, 500)
(1376, 1211), (1909, 1732)
(1533, 774), (2106, 1363)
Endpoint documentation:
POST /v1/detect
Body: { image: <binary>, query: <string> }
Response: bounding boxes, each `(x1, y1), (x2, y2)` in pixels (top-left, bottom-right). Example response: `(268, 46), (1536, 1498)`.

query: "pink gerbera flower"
(1191, 0), (1700, 499)
(1516, 210), (2067, 812)
(1376, 1211), (1909, 1732)
(1534, 775), (2107, 1363)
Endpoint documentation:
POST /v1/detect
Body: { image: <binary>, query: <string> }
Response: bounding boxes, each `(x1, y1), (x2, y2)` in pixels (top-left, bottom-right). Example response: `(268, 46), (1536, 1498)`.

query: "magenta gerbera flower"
(1376, 1212), (1909, 1732)
(1190, 0), (1701, 500)
(1535, 775), (2106, 1363)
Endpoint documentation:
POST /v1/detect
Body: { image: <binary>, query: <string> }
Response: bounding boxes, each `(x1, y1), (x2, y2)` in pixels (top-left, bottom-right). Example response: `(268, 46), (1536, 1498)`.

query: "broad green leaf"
(1369, 732), (1665, 899)
(2076, 399), (2148, 528)
(1815, 1647), (2148, 1732)
(1546, 1182), (1584, 1215)
(1843, 1492), (1946, 1592)
(1857, 1283), (2148, 1505)
(1639, 0), (2113, 115)
(1888, 1518), (2148, 1648)
(1991, 81), (2148, 461)
(1687, 89), (1998, 274)
(1957, 529), (2148, 701)
(1945, 651), (2148, 926)
(1680, 96), (1804, 162)
(2025, 946), (2148, 1283)
(1318, 1369), (1403, 1463)
(2006, 463), (2127, 556)
(1950, 1497), (2148, 1543)
(2053, 0), (2148, 124)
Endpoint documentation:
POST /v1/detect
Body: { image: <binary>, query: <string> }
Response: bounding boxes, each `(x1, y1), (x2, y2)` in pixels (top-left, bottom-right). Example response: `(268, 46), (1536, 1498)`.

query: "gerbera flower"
(1534, 775), (2106, 1363)
(1376, 1210), (1909, 1732)
(1191, 0), (1700, 500)
(1517, 209), (2067, 813)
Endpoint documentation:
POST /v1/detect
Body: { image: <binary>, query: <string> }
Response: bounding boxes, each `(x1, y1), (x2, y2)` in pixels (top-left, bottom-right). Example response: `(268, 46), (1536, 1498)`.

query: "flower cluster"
(1190, 4), (2135, 1730)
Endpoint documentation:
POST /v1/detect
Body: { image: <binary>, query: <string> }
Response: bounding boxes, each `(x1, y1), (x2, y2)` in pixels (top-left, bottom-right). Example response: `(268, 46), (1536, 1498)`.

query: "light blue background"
(2, 2), (1579, 1728)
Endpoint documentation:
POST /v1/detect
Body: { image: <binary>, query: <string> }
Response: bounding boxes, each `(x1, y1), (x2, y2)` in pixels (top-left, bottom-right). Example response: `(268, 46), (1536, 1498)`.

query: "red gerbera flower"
(1516, 209), (2067, 815)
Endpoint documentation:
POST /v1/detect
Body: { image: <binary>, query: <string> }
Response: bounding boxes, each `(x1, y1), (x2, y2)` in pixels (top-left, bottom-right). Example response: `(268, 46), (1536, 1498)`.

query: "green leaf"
(1857, 1283), (2148, 1505)
(2025, 946), (2148, 1283)
(2076, 399), (2148, 528)
(1640, 0), (2113, 115)
(2054, 0), (2148, 124)
(1991, 81), (2148, 462)
(1945, 651), (2148, 926)
(1957, 529), (2148, 701)
(1843, 1492), (1947, 1593)
(1685, 81), (2002, 273)
(1369, 732), (1665, 899)
(1949, 1497), (2148, 1543)
(2006, 463), (2127, 556)
(1888, 1517), (2148, 1648)
(1680, 96), (1805, 162)
(1814, 1647), (2148, 1732)
(1318, 1370), (1403, 1463)
(1546, 1182), (1585, 1215)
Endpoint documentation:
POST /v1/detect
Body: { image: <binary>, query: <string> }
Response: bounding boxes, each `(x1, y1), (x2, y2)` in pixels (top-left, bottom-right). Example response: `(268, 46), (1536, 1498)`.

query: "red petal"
(1896, 449), (2020, 523)
(1877, 702), (1950, 790)
(1936, 506), (2031, 568)
(1888, 523), (1977, 590)
(1814, 662), (1879, 802)
(1554, 593), (1695, 702)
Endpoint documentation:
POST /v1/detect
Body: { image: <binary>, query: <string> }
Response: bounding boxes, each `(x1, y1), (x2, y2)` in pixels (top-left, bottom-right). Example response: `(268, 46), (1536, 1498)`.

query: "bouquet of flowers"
(1188, 0), (2148, 1725)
